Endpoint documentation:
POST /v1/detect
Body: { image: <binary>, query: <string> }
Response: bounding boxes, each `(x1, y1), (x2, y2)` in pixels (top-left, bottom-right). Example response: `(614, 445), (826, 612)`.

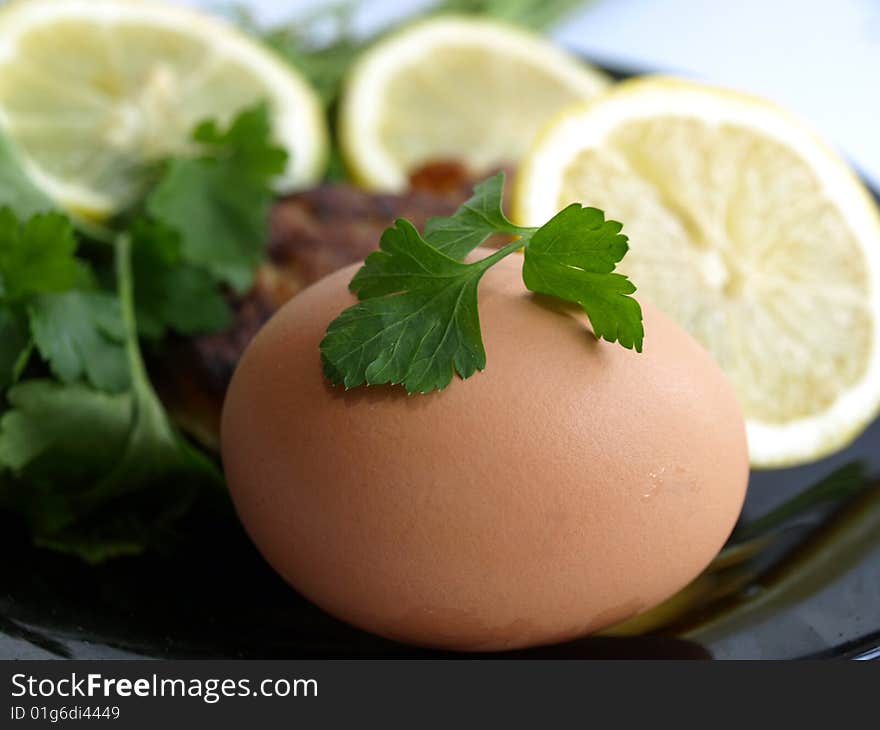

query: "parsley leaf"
(136, 258), (231, 339)
(0, 208), (128, 391)
(522, 204), (644, 351)
(191, 105), (289, 179)
(322, 173), (644, 393)
(321, 220), (517, 393)
(423, 172), (523, 259)
(130, 219), (230, 339)
(0, 208), (80, 301)
(522, 204), (629, 273)
(28, 291), (130, 392)
(0, 380), (131, 493)
(146, 103), (287, 293)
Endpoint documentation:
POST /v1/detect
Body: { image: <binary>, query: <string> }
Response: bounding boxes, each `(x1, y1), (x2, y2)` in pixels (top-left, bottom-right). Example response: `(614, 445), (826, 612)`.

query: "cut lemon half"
(338, 15), (610, 191)
(0, 0), (328, 218)
(515, 77), (880, 468)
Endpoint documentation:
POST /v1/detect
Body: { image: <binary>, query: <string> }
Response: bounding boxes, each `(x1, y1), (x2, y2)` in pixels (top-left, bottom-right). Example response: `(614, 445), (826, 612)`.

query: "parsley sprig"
(321, 173), (644, 394)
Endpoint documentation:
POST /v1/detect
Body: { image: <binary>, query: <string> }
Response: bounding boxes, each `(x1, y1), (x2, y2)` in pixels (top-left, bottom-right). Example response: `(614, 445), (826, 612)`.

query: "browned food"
(158, 163), (485, 447)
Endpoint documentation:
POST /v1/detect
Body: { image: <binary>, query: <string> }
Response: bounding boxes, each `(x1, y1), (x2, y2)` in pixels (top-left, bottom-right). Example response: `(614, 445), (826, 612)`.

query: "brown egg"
(221, 251), (748, 651)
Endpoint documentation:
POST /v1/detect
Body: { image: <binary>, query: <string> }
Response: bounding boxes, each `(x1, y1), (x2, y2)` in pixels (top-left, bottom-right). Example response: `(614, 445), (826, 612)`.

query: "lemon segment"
(339, 15), (610, 191)
(515, 77), (880, 467)
(0, 0), (328, 218)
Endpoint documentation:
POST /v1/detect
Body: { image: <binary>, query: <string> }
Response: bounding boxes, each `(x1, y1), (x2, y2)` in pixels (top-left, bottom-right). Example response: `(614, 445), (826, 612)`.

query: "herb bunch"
(0, 105), (284, 562)
(235, 0), (593, 109)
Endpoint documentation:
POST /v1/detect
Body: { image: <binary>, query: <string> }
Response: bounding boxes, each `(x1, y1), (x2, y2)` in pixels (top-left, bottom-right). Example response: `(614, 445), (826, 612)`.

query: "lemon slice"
(338, 15), (610, 191)
(0, 0), (328, 217)
(515, 77), (880, 467)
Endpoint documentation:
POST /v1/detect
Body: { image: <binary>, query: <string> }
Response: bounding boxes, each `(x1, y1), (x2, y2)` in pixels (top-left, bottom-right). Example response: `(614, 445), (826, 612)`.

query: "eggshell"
(221, 251), (748, 651)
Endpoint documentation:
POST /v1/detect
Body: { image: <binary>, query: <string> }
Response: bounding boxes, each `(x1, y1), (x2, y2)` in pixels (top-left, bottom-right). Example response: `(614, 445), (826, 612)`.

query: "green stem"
(472, 238), (529, 272)
(500, 222), (537, 237)
(113, 233), (149, 387)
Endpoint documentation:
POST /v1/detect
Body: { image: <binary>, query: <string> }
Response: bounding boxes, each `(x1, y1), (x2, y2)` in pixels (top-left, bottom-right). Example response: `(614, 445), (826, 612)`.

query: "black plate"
(1, 65), (879, 661)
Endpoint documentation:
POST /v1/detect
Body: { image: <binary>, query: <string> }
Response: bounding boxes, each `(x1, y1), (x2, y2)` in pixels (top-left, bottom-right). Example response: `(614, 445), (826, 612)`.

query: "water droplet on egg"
(642, 466), (666, 501)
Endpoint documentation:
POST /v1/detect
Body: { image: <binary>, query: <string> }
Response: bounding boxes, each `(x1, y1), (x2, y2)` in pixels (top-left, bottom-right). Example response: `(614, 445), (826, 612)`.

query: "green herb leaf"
(321, 220), (514, 393)
(191, 104), (289, 178)
(423, 172), (521, 259)
(322, 175), (644, 393)
(0, 209), (80, 302)
(521, 204), (629, 273)
(28, 291), (129, 392)
(146, 103), (287, 292)
(0, 380), (132, 491)
(138, 261), (232, 339)
(131, 219), (230, 339)
(522, 204), (643, 351)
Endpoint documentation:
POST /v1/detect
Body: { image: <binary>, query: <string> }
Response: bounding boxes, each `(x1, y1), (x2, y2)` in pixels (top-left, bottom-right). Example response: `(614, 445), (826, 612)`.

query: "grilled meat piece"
(159, 163), (486, 448)
(266, 174), (473, 297)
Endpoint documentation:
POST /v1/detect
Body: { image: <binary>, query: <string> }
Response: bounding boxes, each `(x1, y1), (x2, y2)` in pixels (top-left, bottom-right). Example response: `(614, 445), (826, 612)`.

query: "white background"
(187, 0), (880, 189)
